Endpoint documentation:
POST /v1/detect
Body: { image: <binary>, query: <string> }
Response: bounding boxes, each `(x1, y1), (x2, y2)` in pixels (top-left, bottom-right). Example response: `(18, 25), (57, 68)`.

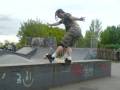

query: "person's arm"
(71, 16), (85, 21)
(48, 21), (62, 26)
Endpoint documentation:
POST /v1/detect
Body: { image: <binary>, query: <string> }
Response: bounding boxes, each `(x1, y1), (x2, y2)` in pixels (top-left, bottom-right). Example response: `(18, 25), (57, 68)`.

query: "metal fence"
(97, 48), (120, 61)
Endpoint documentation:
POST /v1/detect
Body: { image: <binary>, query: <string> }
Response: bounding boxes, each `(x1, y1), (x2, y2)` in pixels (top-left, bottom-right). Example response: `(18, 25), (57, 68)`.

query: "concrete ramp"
(0, 54), (49, 66)
(72, 48), (97, 60)
(0, 47), (111, 90)
(30, 47), (49, 60)
(0, 55), (32, 66)
(30, 48), (97, 61)
(15, 47), (37, 58)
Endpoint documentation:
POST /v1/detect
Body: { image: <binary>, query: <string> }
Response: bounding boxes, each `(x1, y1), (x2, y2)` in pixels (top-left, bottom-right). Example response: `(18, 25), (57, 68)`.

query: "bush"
(99, 44), (120, 49)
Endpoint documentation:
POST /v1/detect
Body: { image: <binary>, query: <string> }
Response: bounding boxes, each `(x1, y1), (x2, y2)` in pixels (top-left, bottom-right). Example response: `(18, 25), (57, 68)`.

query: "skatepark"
(0, 41), (112, 90)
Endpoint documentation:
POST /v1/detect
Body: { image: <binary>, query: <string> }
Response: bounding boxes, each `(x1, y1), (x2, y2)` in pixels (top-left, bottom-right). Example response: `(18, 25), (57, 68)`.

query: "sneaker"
(46, 54), (55, 63)
(65, 58), (71, 64)
(43, 53), (48, 59)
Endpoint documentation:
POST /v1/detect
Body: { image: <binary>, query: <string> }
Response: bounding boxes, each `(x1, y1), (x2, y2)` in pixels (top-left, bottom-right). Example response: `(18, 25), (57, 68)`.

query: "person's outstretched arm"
(48, 21), (62, 26)
(71, 16), (85, 21)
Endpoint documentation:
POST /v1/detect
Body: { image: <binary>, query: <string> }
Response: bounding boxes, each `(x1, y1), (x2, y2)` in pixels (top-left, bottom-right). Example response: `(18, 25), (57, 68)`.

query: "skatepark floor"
(50, 62), (120, 90)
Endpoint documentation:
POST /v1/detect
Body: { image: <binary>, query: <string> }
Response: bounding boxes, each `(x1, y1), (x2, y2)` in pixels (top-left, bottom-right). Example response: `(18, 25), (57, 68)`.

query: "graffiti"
(71, 64), (83, 76)
(16, 71), (34, 88)
(99, 63), (108, 72)
(16, 73), (22, 84)
(71, 64), (94, 78)
(83, 64), (94, 78)
(61, 67), (71, 73)
(31, 37), (56, 47)
(0, 72), (6, 80)
(23, 71), (34, 87)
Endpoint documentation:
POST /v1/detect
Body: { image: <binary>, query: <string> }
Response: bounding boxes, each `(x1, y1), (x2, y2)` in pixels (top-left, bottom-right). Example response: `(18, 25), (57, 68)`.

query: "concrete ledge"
(0, 60), (111, 90)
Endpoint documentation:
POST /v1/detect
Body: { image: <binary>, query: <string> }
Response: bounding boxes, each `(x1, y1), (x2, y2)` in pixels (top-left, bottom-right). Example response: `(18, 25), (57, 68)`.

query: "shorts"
(60, 27), (81, 48)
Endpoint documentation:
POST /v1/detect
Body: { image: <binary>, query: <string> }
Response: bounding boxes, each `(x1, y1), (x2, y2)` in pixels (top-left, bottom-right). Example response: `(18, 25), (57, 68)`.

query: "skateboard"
(44, 54), (71, 64)
(55, 58), (71, 65)
(44, 47), (71, 64)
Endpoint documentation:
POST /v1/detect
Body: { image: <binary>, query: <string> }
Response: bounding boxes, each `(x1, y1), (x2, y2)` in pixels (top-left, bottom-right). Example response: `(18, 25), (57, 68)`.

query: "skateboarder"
(46, 9), (85, 63)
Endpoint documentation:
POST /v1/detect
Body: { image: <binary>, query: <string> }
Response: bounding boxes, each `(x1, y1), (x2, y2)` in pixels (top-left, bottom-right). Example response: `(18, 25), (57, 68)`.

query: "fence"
(97, 48), (120, 61)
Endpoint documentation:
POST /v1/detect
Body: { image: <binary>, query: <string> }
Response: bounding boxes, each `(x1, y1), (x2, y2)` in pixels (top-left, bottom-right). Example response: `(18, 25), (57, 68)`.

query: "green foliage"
(99, 44), (120, 49)
(0, 42), (3, 49)
(84, 19), (102, 48)
(17, 19), (65, 47)
(89, 19), (102, 33)
(74, 36), (84, 48)
(84, 30), (92, 47)
(100, 26), (120, 45)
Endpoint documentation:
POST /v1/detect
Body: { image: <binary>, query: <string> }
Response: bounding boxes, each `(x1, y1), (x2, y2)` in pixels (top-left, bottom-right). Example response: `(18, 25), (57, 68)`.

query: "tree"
(74, 35), (84, 48)
(100, 26), (120, 45)
(17, 19), (65, 47)
(0, 42), (3, 48)
(84, 19), (102, 48)
(4, 40), (10, 45)
(84, 30), (92, 47)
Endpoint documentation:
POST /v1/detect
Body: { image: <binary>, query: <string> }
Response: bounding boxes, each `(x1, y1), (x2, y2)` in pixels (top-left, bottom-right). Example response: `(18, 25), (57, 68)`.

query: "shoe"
(43, 53), (48, 59)
(46, 54), (55, 63)
(65, 58), (71, 64)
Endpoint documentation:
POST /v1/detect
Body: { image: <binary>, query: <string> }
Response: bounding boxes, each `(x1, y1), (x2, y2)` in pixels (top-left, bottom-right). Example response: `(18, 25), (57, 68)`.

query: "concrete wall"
(0, 60), (111, 90)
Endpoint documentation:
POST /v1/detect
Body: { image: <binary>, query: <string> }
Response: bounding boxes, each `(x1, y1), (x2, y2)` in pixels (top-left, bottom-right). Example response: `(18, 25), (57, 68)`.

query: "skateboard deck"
(54, 58), (65, 63)
(53, 58), (71, 65)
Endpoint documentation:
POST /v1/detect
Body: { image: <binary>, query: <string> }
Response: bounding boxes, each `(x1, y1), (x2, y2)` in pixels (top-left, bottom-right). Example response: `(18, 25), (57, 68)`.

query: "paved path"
(50, 62), (120, 90)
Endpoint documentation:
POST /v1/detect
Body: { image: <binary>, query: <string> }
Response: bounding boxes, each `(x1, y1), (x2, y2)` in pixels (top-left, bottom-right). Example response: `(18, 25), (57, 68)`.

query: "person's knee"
(57, 44), (67, 53)
(67, 47), (72, 52)
(57, 45), (63, 50)
(58, 43), (68, 48)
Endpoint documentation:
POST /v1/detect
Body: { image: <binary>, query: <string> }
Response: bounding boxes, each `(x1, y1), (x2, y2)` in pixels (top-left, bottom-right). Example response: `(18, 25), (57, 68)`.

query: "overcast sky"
(0, 0), (120, 43)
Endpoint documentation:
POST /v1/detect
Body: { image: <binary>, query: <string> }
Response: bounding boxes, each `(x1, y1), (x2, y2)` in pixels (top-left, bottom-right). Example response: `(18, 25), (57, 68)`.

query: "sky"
(0, 0), (120, 43)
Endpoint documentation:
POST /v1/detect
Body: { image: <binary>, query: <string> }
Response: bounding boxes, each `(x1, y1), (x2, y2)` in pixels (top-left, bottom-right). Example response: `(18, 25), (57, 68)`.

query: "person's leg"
(51, 46), (73, 61)
(63, 47), (72, 64)
(59, 31), (73, 61)
(46, 28), (81, 63)
(62, 29), (81, 61)
(46, 45), (64, 62)
(65, 47), (72, 60)
(52, 46), (64, 58)
(46, 37), (72, 62)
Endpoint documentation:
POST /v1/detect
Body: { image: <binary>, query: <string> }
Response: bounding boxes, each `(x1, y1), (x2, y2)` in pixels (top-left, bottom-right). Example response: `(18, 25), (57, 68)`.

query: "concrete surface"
(0, 54), (106, 66)
(0, 47), (112, 90)
(50, 62), (120, 90)
(16, 47), (34, 55)
(31, 47), (97, 60)
(1, 47), (96, 61)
